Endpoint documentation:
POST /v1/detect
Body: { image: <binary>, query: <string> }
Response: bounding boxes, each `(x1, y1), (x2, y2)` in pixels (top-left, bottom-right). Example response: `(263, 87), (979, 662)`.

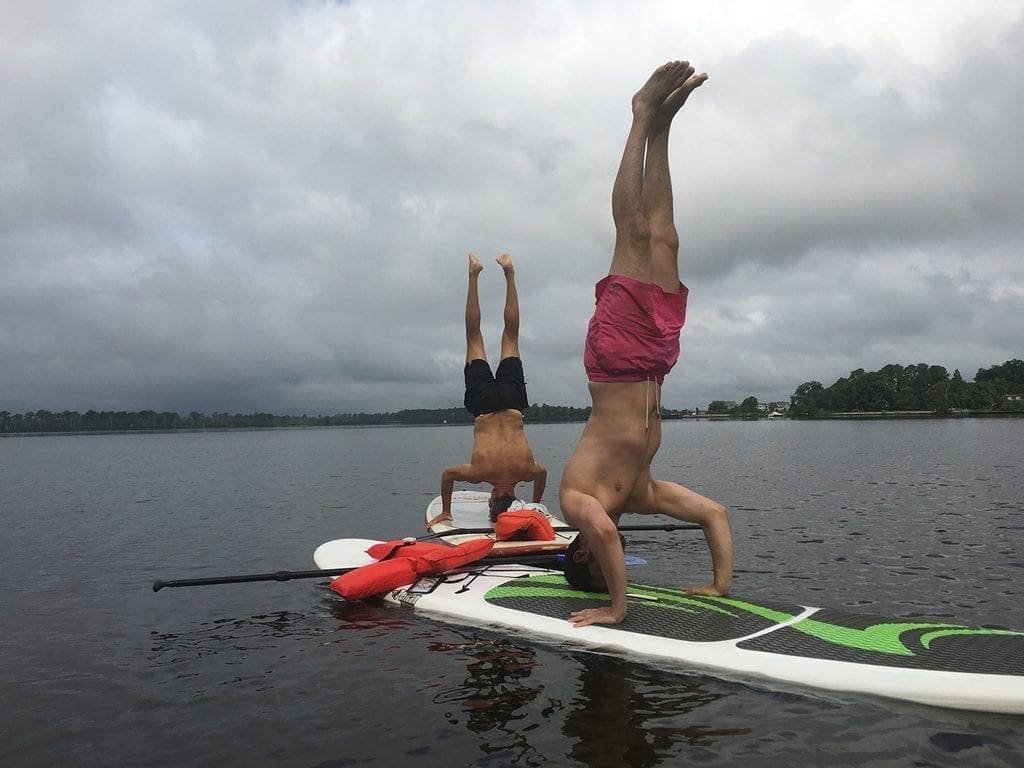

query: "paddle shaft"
(153, 566), (356, 592)
(420, 522), (703, 541)
(153, 523), (697, 591)
(152, 553), (562, 592)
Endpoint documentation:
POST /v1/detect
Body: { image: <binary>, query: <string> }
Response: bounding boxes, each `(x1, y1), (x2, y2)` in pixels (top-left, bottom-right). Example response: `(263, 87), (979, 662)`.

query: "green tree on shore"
(790, 359), (1022, 416)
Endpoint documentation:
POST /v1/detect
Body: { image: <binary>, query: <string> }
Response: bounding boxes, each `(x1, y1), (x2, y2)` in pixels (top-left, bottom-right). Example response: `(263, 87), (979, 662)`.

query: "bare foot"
(632, 61), (691, 117)
(654, 67), (707, 132)
(468, 253), (483, 276)
(496, 253), (514, 275)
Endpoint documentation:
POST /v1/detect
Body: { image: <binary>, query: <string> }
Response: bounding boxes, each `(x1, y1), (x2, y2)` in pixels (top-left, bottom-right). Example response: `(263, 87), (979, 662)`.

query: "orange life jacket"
(493, 508), (556, 541)
(329, 537), (494, 601)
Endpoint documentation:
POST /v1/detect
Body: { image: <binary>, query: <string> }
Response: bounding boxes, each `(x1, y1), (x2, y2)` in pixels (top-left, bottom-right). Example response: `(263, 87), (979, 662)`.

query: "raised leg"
(608, 61), (691, 281)
(496, 254), (521, 360)
(465, 254), (486, 363)
(643, 66), (707, 291)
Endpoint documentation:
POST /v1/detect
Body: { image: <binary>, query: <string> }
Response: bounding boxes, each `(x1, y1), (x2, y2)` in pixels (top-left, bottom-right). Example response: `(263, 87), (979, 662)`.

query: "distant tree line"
(0, 403), (594, 434)
(4, 360), (1020, 433)
(789, 359), (1024, 417)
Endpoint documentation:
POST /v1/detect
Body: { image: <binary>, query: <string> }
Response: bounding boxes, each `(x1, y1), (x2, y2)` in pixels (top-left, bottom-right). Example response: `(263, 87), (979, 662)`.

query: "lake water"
(1, 419), (1022, 767)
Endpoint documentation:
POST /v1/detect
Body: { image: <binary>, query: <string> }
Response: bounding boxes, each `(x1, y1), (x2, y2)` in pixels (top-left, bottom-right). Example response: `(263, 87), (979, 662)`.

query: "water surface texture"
(1, 419), (1021, 766)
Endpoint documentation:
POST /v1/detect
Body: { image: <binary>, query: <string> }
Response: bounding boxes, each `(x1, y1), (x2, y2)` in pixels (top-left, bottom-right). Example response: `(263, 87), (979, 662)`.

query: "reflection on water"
(148, 610), (322, 665)
(427, 638), (548, 765)
(328, 598), (420, 638)
(563, 655), (749, 768)
(400, 624), (754, 768)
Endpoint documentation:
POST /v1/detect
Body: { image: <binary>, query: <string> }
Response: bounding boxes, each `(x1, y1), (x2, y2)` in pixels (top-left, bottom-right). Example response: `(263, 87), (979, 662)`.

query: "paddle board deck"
(425, 490), (576, 557)
(317, 551), (1024, 714)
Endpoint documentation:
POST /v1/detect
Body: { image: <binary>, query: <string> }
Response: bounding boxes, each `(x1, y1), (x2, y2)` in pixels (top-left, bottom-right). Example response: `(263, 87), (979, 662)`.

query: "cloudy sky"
(3, 1), (1022, 415)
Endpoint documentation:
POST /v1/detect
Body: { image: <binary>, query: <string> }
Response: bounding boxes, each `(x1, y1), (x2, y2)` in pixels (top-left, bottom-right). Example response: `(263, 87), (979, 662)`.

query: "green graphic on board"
(484, 573), (1024, 662)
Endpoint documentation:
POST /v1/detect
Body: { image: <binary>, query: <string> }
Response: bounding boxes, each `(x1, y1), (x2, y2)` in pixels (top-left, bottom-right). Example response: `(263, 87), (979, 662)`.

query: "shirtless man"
(559, 61), (734, 627)
(428, 253), (548, 527)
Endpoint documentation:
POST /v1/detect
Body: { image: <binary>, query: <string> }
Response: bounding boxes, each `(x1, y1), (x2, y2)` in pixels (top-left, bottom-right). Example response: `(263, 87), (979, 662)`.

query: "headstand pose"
(559, 62), (734, 626)
(429, 254), (547, 527)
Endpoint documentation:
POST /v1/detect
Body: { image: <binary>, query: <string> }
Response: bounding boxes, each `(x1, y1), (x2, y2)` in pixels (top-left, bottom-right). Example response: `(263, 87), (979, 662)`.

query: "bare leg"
(496, 254), (521, 360)
(465, 254), (486, 363)
(635, 69), (729, 595)
(608, 61), (691, 281)
(643, 66), (707, 291)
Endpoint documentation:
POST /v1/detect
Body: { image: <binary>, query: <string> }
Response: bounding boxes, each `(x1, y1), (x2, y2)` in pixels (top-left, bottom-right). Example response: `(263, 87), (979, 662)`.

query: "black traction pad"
(484, 575), (1024, 675)
(484, 576), (802, 643)
(737, 608), (1024, 675)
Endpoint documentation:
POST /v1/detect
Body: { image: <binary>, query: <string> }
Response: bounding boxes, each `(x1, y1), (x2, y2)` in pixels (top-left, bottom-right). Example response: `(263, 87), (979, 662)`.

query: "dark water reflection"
(2, 419), (1023, 766)
(562, 655), (751, 768)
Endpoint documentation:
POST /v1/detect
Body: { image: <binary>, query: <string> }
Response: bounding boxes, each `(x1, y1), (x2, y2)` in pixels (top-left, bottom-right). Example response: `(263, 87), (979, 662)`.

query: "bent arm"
(696, 505), (733, 596)
(561, 488), (628, 626)
(433, 464), (477, 526)
(530, 465), (547, 503)
(653, 480), (733, 595)
(586, 516), (628, 619)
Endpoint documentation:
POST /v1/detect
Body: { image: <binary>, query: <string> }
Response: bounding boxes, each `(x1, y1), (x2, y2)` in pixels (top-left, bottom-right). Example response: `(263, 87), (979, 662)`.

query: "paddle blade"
(312, 538), (381, 570)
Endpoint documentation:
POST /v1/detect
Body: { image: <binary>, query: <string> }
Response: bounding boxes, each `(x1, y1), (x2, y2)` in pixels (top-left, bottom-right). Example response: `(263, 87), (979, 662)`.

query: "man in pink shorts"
(559, 61), (734, 626)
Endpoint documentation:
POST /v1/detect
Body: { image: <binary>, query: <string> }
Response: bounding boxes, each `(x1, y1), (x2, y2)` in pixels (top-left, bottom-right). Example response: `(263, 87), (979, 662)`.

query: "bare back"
(469, 409), (541, 486)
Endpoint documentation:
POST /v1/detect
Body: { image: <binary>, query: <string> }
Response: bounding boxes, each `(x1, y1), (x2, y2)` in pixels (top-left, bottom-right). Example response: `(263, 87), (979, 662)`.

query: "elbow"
(587, 514), (620, 546)
(707, 502), (730, 529)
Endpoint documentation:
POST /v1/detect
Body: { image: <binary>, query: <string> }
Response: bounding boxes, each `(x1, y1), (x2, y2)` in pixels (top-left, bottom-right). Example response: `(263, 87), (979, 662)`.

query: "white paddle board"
(312, 538), (380, 569)
(314, 545), (1024, 715)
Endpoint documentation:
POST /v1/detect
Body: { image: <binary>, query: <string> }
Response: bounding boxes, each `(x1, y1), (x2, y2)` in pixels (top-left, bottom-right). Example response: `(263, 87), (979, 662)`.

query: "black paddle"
(152, 553), (562, 592)
(152, 566), (371, 592)
(419, 521), (703, 541)
(153, 522), (701, 591)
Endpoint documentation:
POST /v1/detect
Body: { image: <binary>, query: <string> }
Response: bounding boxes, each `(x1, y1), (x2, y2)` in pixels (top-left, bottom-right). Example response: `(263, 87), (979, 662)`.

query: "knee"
(613, 210), (651, 242)
(650, 227), (679, 255)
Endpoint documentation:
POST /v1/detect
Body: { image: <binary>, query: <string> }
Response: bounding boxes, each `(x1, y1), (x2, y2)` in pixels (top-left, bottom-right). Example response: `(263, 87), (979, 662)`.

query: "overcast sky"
(3, 1), (1022, 415)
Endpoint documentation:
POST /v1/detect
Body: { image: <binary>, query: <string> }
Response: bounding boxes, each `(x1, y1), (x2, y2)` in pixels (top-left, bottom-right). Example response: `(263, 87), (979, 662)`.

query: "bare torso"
(469, 410), (541, 487)
(560, 380), (663, 515)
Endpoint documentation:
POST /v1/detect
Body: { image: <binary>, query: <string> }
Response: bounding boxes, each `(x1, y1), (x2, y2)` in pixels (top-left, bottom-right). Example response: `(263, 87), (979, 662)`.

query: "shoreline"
(2, 410), (1021, 437)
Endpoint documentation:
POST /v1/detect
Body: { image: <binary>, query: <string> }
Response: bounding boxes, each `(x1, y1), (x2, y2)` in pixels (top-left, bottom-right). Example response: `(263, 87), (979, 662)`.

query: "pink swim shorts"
(583, 274), (688, 384)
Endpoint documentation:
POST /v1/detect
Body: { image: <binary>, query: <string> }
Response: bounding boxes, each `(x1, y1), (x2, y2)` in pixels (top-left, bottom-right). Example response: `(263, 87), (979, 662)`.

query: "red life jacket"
(493, 508), (556, 542)
(329, 537), (494, 601)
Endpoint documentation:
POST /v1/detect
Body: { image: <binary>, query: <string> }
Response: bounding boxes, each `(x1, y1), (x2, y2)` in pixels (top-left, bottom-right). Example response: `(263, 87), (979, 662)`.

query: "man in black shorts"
(429, 253), (548, 527)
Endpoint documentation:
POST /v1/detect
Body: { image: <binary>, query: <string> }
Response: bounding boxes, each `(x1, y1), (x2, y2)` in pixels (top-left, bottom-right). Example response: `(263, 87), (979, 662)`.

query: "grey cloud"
(1, 2), (1022, 417)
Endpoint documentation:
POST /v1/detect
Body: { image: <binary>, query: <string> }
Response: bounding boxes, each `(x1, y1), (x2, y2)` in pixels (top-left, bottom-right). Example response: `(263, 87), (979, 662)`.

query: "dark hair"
(562, 533), (627, 593)
(562, 536), (599, 591)
(488, 493), (516, 522)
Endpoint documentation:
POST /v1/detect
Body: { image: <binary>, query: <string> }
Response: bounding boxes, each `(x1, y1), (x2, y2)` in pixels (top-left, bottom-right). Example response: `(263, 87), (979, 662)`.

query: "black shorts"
(464, 357), (529, 417)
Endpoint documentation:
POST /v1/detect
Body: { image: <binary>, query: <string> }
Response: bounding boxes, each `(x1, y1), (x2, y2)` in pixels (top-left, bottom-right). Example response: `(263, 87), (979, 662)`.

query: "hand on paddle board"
(426, 512), (452, 528)
(681, 583), (730, 597)
(569, 605), (627, 628)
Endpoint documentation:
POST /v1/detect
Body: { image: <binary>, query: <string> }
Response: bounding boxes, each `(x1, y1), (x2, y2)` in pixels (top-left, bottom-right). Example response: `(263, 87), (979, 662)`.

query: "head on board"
(562, 532), (627, 592)
(488, 489), (516, 522)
